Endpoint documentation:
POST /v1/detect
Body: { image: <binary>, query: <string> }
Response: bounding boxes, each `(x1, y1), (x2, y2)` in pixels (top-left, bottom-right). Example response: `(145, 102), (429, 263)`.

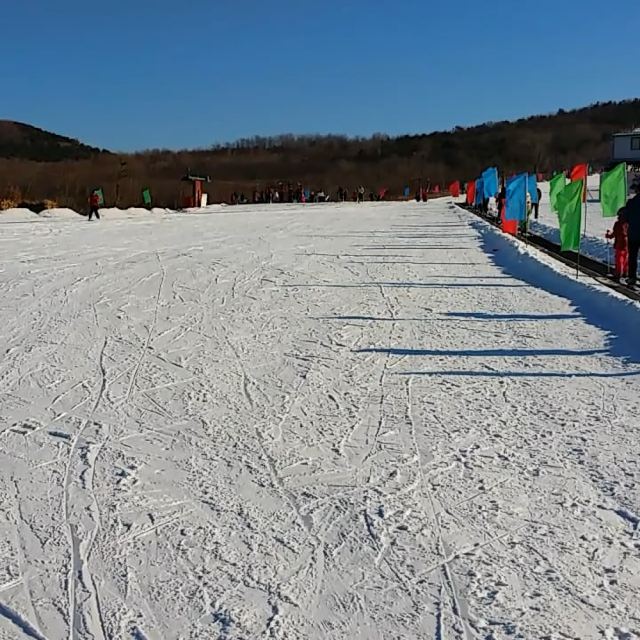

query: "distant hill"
(0, 121), (107, 161)
(1, 98), (640, 210)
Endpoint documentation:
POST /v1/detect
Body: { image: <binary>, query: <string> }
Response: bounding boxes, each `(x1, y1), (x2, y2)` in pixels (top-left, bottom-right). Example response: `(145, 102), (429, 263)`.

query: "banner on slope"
(527, 174), (539, 204)
(570, 163), (588, 202)
(92, 187), (105, 206)
(500, 201), (518, 236)
(600, 163), (627, 217)
(475, 179), (484, 206)
(466, 180), (476, 205)
(449, 181), (461, 198)
(482, 167), (499, 199)
(557, 179), (583, 251)
(505, 173), (528, 221)
(549, 173), (567, 213)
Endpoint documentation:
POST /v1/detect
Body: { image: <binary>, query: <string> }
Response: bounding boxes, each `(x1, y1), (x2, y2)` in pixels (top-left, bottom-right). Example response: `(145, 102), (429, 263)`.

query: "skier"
(533, 187), (542, 220)
(605, 210), (629, 282)
(88, 191), (101, 221)
(621, 182), (640, 287)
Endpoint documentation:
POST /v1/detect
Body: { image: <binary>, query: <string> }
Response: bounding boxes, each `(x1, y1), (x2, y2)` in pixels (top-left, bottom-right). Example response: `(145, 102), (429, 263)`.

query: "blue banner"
(527, 174), (539, 204)
(475, 179), (484, 205)
(482, 167), (499, 199)
(505, 173), (528, 221)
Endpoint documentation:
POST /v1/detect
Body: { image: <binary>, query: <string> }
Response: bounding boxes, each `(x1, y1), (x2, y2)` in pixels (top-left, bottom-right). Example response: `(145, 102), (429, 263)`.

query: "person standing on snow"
(533, 187), (542, 220)
(606, 210), (629, 282)
(621, 182), (640, 287)
(88, 191), (101, 221)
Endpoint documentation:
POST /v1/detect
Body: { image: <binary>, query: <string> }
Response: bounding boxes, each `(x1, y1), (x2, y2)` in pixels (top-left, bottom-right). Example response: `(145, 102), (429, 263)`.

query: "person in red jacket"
(606, 210), (629, 282)
(88, 191), (101, 221)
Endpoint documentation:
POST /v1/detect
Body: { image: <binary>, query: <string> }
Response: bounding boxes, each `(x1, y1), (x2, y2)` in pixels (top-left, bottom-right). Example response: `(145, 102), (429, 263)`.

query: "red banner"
(466, 181), (476, 205)
(501, 202), (518, 235)
(570, 163), (588, 182)
(570, 163), (588, 201)
(449, 181), (460, 197)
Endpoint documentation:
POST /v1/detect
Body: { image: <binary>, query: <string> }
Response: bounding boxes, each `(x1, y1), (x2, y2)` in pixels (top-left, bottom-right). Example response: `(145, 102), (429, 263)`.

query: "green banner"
(549, 173), (566, 213)
(93, 188), (105, 206)
(600, 163), (627, 217)
(557, 179), (583, 252)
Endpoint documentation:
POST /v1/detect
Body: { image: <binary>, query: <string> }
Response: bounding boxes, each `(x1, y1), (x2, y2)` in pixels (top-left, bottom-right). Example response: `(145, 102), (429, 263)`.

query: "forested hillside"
(1, 99), (639, 209)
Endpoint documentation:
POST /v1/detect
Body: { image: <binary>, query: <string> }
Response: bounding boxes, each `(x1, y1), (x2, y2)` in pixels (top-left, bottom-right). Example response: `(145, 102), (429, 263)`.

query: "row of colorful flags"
(449, 162), (628, 252)
(545, 162), (627, 251)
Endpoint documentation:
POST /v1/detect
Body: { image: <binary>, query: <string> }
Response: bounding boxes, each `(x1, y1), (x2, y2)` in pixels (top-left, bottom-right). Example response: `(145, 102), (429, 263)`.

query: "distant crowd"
(228, 184), (391, 205)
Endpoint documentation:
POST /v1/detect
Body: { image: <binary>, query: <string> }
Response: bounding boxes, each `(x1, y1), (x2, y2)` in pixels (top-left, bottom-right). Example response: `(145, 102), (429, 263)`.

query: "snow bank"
(37, 207), (83, 220)
(0, 208), (42, 222)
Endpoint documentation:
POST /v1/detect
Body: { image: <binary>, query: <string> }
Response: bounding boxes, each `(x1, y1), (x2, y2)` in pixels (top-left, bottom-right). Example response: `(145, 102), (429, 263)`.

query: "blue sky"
(1, 0), (638, 151)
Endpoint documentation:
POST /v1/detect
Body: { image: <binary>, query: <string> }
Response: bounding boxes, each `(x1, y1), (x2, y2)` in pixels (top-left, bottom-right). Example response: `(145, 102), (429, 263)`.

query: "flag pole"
(577, 176), (585, 279)
(582, 163), (589, 239)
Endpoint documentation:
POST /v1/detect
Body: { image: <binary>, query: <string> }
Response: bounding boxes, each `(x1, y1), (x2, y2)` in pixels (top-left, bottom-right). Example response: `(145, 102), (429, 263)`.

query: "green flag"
(549, 173), (566, 213)
(556, 179), (583, 252)
(600, 163), (627, 217)
(93, 188), (105, 206)
(142, 188), (152, 206)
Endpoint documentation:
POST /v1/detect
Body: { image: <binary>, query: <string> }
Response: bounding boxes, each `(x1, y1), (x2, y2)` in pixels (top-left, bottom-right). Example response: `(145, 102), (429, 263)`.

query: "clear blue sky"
(1, 0), (638, 151)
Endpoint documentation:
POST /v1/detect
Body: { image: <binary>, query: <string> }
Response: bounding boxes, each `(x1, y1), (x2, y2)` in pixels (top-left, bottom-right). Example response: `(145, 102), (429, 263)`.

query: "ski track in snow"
(1, 200), (640, 639)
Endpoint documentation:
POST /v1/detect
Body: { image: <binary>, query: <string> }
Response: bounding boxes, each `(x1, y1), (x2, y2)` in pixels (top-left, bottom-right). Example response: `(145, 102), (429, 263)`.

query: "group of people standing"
(228, 184), (386, 205)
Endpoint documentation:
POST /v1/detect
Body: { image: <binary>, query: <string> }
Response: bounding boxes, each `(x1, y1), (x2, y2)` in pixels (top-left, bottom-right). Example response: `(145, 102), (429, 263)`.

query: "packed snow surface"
(1, 200), (639, 640)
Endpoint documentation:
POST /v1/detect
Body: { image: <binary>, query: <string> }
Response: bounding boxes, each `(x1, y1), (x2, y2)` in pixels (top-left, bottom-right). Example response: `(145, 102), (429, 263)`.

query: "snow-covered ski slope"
(1, 200), (639, 640)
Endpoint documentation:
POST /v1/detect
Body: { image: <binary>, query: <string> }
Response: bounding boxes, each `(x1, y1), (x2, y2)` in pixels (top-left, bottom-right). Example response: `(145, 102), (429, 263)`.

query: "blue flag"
(474, 179), (484, 205)
(527, 174), (539, 204)
(482, 167), (499, 199)
(505, 173), (528, 221)
(403, 186), (410, 198)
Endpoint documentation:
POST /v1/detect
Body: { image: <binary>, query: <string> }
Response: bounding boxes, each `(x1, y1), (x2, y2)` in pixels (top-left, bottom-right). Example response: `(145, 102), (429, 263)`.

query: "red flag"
(499, 194), (518, 236)
(433, 184), (441, 193)
(570, 163), (588, 201)
(449, 181), (460, 198)
(466, 180), (476, 205)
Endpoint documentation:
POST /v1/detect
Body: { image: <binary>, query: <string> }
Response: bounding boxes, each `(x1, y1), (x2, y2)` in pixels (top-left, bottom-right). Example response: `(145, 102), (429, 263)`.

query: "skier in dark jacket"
(533, 187), (542, 219)
(621, 183), (640, 286)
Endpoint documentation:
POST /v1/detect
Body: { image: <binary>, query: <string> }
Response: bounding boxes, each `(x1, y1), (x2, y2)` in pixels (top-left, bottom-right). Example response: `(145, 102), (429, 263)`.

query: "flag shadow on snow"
(396, 370), (640, 379)
(446, 311), (580, 321)
(356, 348), (608, 358)
(345, 261), (488, 266)
(319, 315), (430, 322)
(286, 282), (527, 289)
(354, 245), (471, 251)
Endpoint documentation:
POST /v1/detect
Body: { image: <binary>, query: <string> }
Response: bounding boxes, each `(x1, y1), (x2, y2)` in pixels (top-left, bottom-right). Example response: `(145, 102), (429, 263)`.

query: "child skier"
(606, 210), (629, 282)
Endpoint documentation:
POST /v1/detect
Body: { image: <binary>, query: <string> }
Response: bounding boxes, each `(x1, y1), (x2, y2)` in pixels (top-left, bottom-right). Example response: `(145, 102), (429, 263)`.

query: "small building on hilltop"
(612, 130), (640, 163)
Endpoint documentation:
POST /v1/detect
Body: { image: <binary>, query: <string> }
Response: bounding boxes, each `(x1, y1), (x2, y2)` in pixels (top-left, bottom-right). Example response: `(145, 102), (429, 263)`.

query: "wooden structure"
(182, 171), (211, 208)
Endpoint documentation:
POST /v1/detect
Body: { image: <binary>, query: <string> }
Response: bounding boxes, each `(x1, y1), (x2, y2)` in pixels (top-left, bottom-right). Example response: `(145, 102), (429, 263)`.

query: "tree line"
(1, 99), (639, 211)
